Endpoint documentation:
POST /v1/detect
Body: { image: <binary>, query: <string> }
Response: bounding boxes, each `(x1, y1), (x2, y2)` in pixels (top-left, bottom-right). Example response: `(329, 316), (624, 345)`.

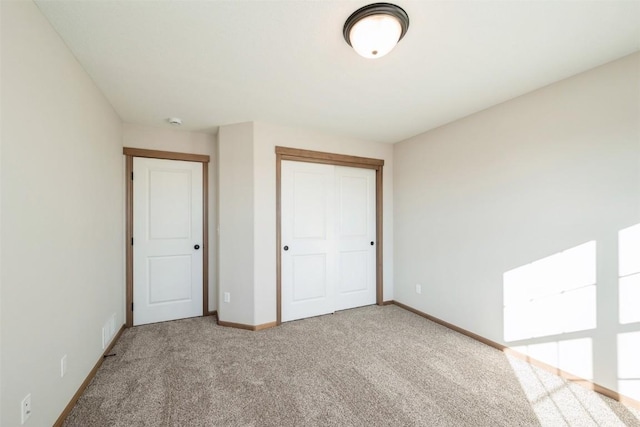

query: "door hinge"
(131, 172), (134, 180)
(131, 237), (133, 246)
(131, 302), (134, 311)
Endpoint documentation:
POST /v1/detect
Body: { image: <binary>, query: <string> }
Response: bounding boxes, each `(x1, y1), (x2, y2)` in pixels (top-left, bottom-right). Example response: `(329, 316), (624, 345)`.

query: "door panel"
(148, 255), (192, 303)
(293, 171), (328, 239)
(335, 166), (376, 310)
(338, 250), (368, 293)
(133, 157), (203, 326)
(281, 161), (335, 322)
(293, 254), (327, 301)
(149, 170), (192, 239)
(338, 174), (369, 237)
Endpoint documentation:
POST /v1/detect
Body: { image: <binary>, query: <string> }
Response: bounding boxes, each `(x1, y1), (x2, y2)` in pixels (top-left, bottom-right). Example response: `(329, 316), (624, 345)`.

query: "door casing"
(275, 146), (384, 326)
(124, 147), (210, 328)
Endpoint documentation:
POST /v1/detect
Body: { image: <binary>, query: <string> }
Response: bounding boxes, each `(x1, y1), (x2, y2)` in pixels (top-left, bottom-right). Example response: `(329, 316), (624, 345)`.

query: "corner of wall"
(217, 122), (256, 325)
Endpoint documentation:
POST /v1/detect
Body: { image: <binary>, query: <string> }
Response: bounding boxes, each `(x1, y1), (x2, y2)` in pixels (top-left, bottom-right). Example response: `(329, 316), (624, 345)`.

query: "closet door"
(281, 161), (376, 322)
(281, 161), (336, 322)
(335, 166), (376, 311)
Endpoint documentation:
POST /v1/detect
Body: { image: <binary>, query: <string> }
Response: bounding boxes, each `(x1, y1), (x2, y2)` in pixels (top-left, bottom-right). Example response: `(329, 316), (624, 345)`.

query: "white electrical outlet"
(61, 355), (67, 378)
(21, 394), (32, 424)
(223, 292), (230, 303)
(415, 284), (422, 294)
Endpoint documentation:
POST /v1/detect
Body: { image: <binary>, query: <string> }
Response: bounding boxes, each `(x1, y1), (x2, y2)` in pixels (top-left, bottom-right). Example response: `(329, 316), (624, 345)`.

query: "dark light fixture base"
(343, 3), (410, 47)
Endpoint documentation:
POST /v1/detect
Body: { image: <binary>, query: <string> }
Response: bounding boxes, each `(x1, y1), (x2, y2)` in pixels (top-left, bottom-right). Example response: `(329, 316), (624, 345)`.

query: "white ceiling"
(35, 0), (640, 144)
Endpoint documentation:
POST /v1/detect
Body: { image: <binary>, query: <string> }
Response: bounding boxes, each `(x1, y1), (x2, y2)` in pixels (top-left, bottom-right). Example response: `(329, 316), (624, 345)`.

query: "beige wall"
(123, 123), (218, 310)
(394, 53), (640, 399)
(217, 122), (255, 324)
(1, 1), (124, 425)
(217, 121), (394, 326)
(123, 123), (217, 157)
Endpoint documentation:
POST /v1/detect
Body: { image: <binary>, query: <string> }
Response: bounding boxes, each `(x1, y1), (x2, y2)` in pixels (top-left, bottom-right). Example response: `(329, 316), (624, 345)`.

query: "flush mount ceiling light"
(343, 3), (409, 59)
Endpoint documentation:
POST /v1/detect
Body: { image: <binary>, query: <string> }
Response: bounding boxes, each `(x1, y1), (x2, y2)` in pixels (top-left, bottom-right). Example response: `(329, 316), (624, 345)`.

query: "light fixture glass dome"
(343, 3), (409, 59)
(349, 14), (402, 59)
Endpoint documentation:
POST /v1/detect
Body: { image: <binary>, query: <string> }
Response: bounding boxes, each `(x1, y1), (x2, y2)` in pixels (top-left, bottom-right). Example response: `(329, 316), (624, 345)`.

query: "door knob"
(283, 245), (289, 251)
(370, 241), (374, 246)
(194, 244), (200, 250)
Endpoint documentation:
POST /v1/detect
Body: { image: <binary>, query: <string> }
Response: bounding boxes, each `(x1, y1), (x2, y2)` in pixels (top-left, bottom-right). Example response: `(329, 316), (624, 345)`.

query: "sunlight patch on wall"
(619, 224), (640, 324)
(503, 241), (596, 342)
(618, 331), (640, 401)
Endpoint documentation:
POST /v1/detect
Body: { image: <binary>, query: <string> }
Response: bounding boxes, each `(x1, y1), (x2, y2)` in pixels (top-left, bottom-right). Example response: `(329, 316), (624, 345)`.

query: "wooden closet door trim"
(124, 147), (210, 327)
(275, 146), (384, 325)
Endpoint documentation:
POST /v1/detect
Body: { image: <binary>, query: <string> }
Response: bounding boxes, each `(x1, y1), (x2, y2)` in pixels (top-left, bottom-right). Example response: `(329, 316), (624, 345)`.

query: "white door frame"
(124, 148), (210, 328)
(275, 146), (384, 326)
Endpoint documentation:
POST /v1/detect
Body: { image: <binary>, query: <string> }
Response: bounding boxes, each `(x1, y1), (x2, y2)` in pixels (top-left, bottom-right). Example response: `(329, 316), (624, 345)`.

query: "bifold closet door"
(281, 160), (376, 322)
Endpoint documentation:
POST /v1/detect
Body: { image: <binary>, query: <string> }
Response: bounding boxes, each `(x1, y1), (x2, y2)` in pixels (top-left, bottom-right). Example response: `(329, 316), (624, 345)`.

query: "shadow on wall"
(502, 224), (640, 420)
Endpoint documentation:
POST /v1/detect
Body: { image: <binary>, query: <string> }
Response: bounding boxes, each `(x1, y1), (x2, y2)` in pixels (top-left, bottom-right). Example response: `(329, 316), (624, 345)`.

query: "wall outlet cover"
(21, 393), (32, 424)
(61, 354), (67, 378)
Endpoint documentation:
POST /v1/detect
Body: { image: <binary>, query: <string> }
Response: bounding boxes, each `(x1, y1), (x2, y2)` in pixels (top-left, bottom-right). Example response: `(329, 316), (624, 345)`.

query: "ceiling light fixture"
(167, 117), (182, 126)
(343, 3), (409, 59)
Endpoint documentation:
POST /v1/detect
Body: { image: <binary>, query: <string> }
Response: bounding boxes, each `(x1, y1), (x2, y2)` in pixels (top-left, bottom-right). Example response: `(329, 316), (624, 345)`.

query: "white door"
(281, 161), (336, 322)
(281, 161), (376, 322)
(133, 157), (203, 326)
(335, 166), (376, 311)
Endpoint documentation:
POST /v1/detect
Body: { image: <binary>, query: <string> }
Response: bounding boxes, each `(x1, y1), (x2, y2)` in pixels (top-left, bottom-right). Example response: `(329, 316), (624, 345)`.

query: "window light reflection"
(504, 241), (597, 342)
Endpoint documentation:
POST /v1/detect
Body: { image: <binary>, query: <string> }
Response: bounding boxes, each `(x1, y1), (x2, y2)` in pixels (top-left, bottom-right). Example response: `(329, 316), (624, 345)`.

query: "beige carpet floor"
(64, 305), (640, 426)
